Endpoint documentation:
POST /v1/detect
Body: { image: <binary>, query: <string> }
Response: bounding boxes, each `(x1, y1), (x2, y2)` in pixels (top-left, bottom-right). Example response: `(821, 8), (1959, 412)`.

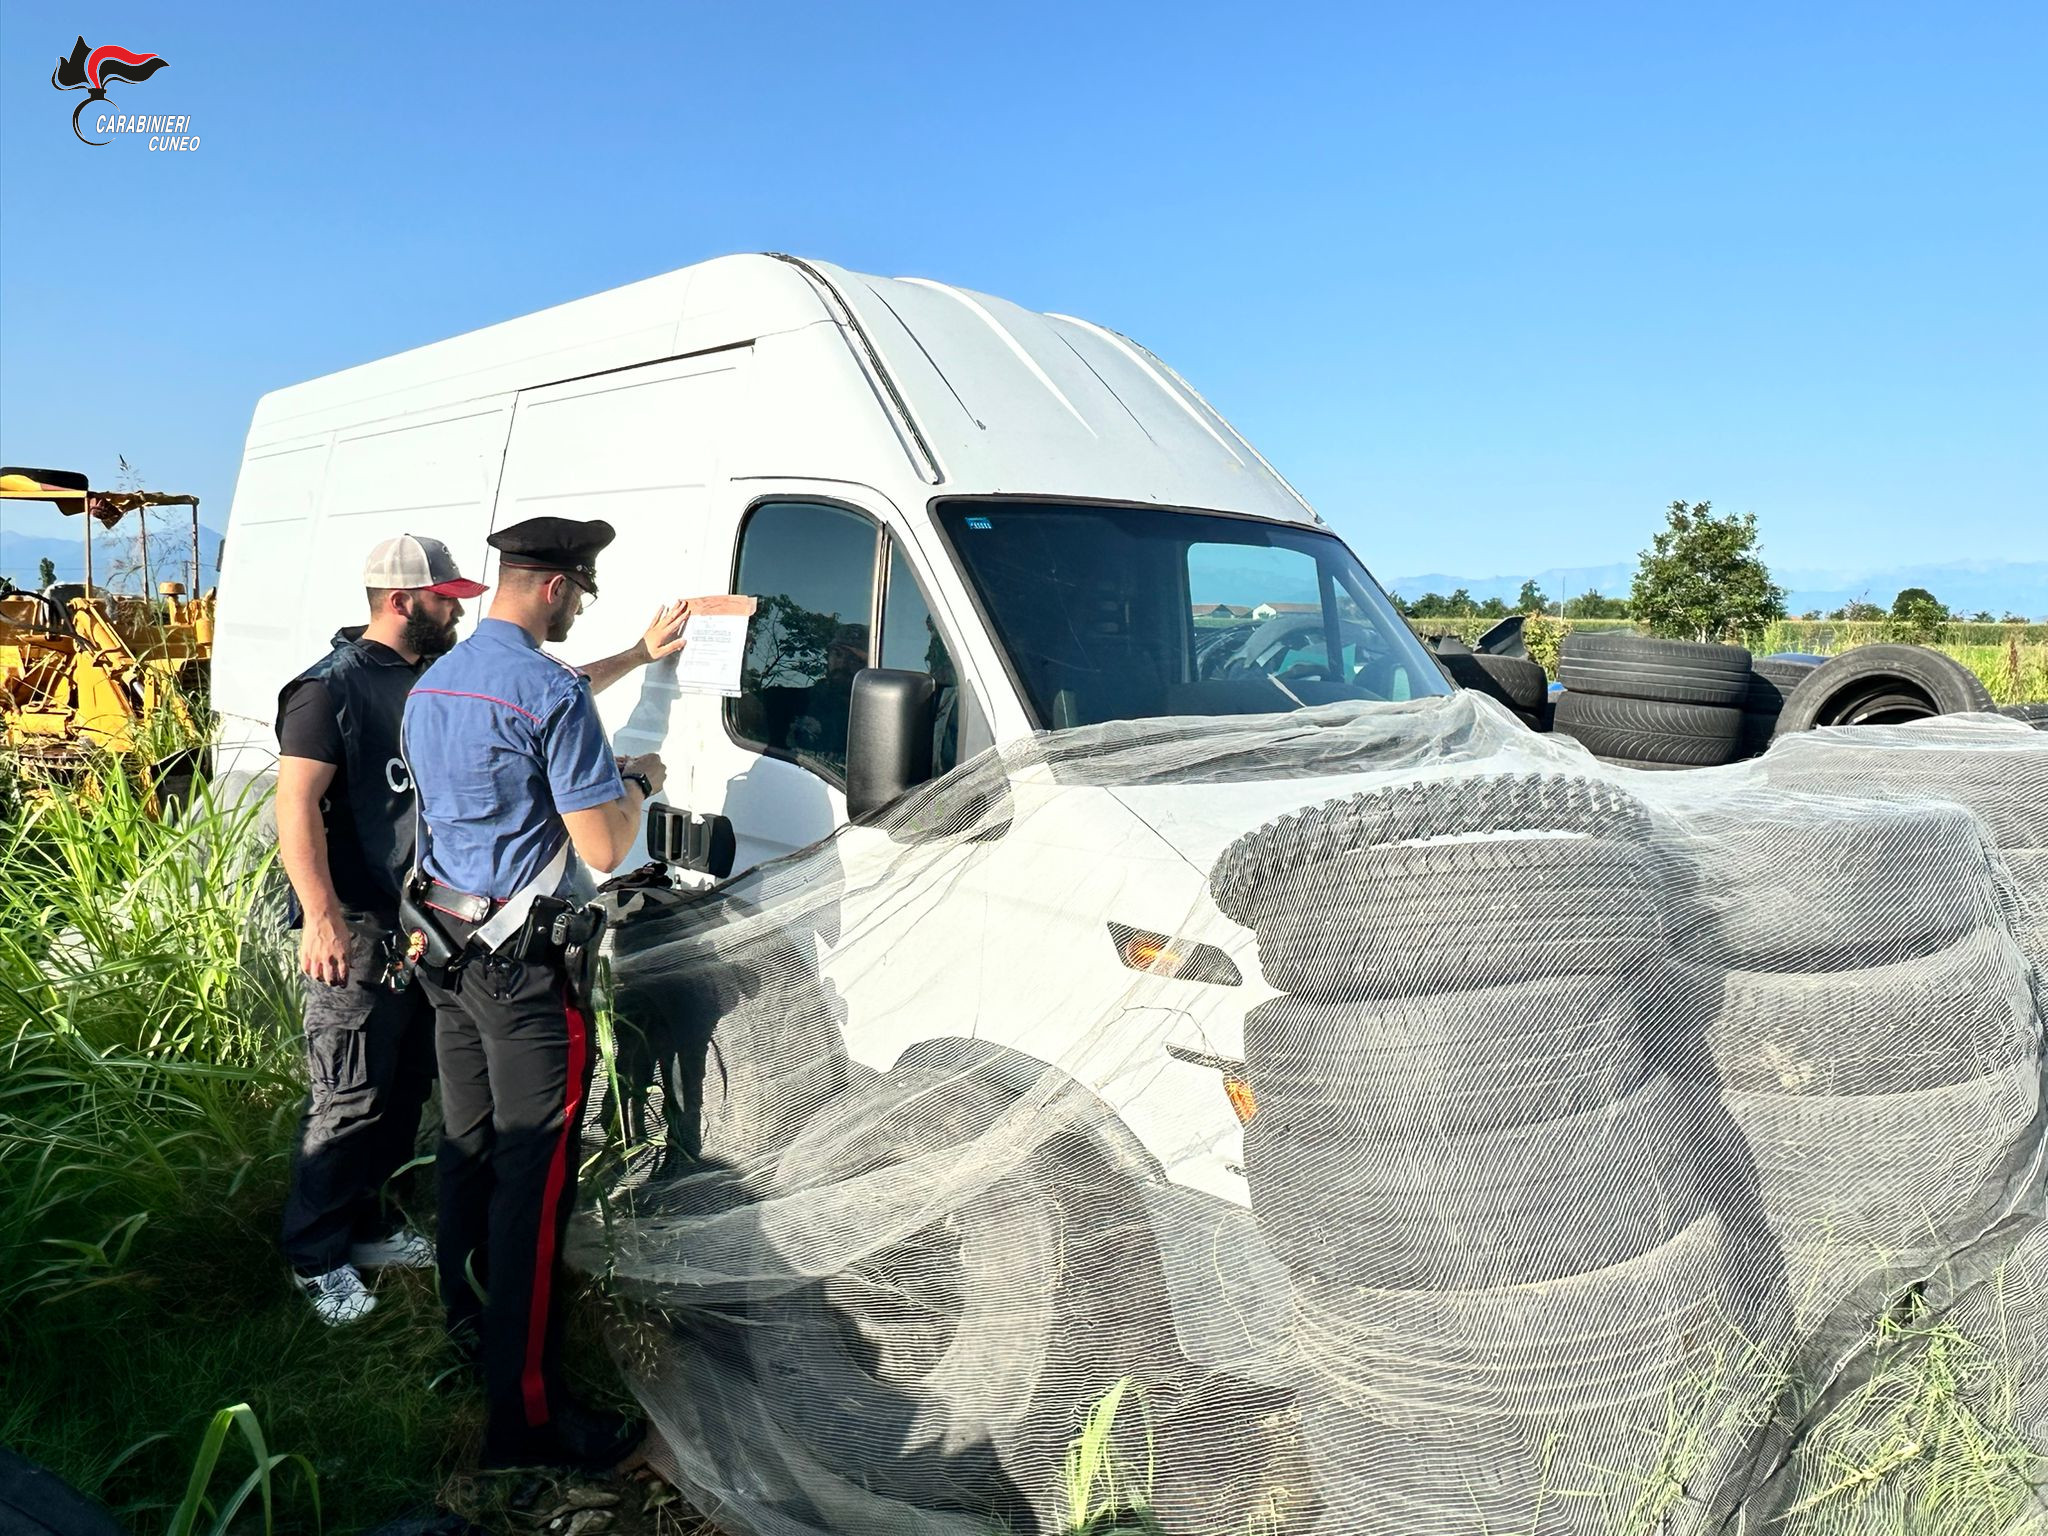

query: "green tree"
(1562, 588), (1629, 619)
(37, 556), (58, 589)
(1516, 579), (1549, 614)
(1970, 609), (1995, 623)
(1829, 600), (1885, 621)
(1447, 587), (1477, 618)
(1477, 595), (1510, 620)
(1889, 586), (1949, 643)
(1630, 500), (1786, 643)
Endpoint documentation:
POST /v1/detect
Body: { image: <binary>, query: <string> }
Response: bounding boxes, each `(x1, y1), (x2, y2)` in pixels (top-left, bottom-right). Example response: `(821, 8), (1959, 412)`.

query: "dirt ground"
(435, 1455), (722, 1536)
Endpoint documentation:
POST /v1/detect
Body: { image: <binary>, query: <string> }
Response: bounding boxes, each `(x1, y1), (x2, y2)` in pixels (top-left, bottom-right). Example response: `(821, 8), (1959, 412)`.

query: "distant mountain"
(0, 524), (225, 589)
(1384, 560), (2048, 620)
(1767, 560), (2048, 620)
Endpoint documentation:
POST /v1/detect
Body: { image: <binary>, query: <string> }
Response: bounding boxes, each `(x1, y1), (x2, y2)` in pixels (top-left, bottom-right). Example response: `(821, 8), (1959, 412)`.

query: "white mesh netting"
(570, 696), (2048, 1536)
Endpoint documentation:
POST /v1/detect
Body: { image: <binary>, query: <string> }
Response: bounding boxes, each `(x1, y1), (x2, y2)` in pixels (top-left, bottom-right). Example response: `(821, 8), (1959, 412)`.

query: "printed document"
(672, 595), (757, 697)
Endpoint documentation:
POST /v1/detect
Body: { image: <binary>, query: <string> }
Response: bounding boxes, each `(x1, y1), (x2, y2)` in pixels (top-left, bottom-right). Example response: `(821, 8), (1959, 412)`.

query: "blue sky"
(2, 1), (2042, 585)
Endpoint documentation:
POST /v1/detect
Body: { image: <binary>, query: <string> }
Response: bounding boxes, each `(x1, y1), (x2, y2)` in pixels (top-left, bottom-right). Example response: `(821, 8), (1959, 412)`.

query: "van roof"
(247, 253), (1320, 526)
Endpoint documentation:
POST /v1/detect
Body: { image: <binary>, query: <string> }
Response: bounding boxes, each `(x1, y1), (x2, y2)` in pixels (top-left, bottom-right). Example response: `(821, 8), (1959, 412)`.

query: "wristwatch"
(623, 770), (654, 799)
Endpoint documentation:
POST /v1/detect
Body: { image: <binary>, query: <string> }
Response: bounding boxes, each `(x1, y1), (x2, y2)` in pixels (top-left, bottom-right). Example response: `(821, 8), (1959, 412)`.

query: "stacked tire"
(1678, 790), (2041, 1346)
(1552, 633), (1751, 768)
(1756, 719), (2048, 972)
(1210, 774), (1779, 1534)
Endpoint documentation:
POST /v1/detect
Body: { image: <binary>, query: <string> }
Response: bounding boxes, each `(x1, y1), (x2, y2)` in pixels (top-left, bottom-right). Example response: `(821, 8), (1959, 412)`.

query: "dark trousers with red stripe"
(420, 946), (593, 1438)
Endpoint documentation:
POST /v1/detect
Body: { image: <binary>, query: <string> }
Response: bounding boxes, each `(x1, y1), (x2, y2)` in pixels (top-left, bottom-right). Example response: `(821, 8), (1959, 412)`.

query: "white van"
(211, 253), (1452, 1368)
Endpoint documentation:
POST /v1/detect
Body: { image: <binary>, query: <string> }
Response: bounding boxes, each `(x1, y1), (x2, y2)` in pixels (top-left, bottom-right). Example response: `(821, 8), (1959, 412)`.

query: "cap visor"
(426, 578), (488, 598)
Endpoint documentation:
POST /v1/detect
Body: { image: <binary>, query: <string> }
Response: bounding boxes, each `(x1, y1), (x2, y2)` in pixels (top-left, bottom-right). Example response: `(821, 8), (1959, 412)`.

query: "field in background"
(1404, 617), (2048, 704)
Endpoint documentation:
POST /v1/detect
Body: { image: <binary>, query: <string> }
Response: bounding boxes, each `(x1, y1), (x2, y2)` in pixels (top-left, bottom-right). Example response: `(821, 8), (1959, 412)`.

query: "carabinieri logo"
(50, 36), (188, 148)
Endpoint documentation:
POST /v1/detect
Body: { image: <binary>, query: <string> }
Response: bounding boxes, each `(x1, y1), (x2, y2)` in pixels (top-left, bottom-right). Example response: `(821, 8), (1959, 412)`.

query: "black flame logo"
(51, 37), (169, 145)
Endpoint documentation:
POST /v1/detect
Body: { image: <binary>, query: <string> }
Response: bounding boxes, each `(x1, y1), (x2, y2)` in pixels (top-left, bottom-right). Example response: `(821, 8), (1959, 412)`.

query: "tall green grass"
(1062, 1378), (1167, 1536)
(1770, 1301), (2044, 1536)
(0, 737), (639, 1533)
(0, 749), (445, 1530)
(0, 758), (298, 1314)
(1937, 643), (2048, 706)
(166, 1403), (321, 1536)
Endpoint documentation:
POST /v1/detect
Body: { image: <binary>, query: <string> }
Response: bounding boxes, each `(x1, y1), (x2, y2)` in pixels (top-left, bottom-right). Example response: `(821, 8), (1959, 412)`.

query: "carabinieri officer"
(402, 515), (678, 1472)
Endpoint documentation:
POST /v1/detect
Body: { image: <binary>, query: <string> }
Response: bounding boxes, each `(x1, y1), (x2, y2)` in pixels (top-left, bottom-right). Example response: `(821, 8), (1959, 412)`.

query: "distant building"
(1192, 603), (1257, 619)
(1251, 601), (1318, 619)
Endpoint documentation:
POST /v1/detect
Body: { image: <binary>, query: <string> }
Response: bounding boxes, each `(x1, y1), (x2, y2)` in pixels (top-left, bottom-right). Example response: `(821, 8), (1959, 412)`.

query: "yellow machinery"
(0, 466), (214, 786)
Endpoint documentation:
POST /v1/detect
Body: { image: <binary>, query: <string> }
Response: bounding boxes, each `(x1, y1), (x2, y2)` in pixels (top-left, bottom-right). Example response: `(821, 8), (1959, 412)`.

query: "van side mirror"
(846, 668), (935, 824)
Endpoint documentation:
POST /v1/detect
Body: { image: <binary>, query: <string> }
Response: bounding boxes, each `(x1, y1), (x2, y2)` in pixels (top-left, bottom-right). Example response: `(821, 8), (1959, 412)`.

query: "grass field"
(0, 759), (666, 1535)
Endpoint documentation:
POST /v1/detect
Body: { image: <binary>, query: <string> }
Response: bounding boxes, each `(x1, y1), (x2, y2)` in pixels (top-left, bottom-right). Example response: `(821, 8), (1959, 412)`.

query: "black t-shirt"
(277, 678), (345, 763)
(276, 645), (415, 920)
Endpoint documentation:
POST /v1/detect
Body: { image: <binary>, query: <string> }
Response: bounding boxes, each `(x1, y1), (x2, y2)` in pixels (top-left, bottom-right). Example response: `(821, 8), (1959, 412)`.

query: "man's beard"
(545, 591), (577, 644)
(403, 604), (459, 658)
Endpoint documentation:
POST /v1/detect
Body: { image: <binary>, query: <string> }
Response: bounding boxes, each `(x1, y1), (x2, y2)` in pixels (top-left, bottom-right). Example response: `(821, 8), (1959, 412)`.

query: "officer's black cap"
(487, 516), (616, 593)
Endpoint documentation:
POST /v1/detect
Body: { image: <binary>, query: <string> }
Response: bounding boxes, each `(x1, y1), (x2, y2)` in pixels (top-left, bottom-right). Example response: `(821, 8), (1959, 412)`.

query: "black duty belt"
(421, 881), (500, 924)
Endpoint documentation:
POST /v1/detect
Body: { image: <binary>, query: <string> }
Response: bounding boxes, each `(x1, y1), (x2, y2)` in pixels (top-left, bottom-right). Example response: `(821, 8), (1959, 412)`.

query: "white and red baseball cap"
(362, 534), (487, 598)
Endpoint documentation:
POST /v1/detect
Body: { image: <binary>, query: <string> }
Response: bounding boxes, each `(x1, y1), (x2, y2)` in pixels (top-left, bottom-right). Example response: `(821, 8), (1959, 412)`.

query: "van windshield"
(934, 500), (1448, 729)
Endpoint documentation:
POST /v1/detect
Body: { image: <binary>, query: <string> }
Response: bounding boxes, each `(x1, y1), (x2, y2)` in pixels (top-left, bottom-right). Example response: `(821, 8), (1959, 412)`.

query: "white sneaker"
(350, 1227), (436, 1270)
(296, 1264), (377, 1325)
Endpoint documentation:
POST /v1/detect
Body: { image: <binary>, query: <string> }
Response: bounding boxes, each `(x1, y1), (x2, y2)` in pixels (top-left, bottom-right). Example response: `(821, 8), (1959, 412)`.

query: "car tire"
(1244, 1071), (1721, 1289)
(1245, 836), (1670, 1000)
(2002, 847), (2047, 967)
(1747, 656), (1822, 712)
(1759, 723), (2048, 853)
(1289, 1210), (1764, 1415)
(1557, 632), (1752, 707)
(1772, 644), (1995, 735)
(1288, 1212), (1779, 1530)
(1439, 651), (1548, 712)
(1738, 711), (1781, 757)
(1708, 926), (2035, 1095)
(2001, 702), (2048, 729)
(1209, 772), (1653, 924)
(609, 907), (858, 1173)
(1725, 1059), (2039, 1266)
(1674, 797), (1998, 972)
(1551, 689), (1743, 767)
(1739, 657), (1821, 755)
(1241, 976), (1651, 1142)
(745, 1067), (1175, 1523)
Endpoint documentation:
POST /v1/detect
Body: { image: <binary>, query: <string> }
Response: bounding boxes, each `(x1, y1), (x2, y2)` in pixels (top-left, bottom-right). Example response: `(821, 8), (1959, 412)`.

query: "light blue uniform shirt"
(403, 619), (623, 899)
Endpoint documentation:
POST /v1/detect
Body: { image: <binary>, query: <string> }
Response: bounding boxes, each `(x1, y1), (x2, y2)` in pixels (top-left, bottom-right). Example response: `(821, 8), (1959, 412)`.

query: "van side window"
(879, 540), (960, 775)
(728, 502), (879, 784)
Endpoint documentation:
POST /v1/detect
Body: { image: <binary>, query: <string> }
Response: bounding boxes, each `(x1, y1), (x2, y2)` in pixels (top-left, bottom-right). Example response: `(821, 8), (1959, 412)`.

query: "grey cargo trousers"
(279, 914), (438, 1274)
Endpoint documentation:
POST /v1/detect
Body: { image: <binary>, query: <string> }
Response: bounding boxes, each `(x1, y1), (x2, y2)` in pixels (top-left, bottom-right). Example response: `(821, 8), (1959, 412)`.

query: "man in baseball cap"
(272, 534), (487, 1324)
